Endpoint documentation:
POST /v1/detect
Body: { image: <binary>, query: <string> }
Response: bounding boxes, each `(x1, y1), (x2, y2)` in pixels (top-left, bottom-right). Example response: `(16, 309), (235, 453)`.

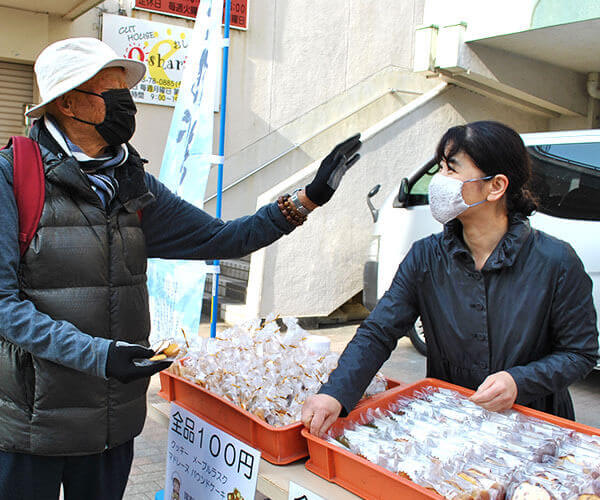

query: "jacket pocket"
(116, 213), (147, 278)
(0, 339), (35, 413)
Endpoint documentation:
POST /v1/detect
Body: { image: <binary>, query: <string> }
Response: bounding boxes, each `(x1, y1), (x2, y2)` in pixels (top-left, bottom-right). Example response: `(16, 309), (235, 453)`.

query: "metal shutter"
(0, 61), (34, 145)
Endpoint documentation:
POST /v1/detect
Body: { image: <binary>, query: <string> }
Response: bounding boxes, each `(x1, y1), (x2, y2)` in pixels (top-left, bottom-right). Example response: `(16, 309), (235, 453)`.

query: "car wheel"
(408, 318), (427, 356)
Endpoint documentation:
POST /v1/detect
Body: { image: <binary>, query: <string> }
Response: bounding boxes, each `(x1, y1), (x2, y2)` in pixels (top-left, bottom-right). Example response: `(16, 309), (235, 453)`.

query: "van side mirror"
(367, 184), (381, 222)
(396, 178), (409, 207)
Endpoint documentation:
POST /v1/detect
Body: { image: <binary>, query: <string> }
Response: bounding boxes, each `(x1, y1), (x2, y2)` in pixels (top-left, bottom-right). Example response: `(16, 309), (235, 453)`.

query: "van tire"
(408, 319), (427, 356)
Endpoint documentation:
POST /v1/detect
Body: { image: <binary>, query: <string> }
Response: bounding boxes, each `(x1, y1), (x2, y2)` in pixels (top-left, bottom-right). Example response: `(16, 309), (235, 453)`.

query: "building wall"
(204, 68), (441, 220)
(206, 0), (425, 218)
(0, 6), (49, 63)
(1, 1), (595, 191)
(422, 0), (600, 40)
(1, 0), (425, 187)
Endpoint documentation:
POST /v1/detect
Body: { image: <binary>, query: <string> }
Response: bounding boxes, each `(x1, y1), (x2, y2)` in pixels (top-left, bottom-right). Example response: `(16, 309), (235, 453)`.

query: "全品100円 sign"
(166, 403), (261, 500)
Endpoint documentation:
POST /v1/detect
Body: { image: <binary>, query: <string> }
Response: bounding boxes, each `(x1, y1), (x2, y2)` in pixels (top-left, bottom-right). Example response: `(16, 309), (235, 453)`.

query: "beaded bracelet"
(278, 194), (308, 226)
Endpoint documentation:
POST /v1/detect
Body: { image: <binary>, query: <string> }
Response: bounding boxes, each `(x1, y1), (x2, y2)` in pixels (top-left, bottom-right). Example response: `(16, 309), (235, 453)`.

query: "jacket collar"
(29, 118), (154, 214)
(442, 214), (531, 270)
(31, 120), (101, 206)
(43, 114), (129, 171)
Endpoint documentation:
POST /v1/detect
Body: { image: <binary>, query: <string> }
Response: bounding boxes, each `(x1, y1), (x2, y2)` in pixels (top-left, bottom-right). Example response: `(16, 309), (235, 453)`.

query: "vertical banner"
(166, 404), (260, 500)
(147, 0), (223, 343)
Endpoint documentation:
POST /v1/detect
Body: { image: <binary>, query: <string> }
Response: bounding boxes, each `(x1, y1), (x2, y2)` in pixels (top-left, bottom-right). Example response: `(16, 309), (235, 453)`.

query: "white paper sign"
(166, 404), (261, 500)
(288, 481), (326, 500)
(102, 14), (193, 107)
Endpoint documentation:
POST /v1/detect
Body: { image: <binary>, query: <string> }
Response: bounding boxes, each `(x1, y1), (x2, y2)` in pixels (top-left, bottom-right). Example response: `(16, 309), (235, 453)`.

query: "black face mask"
(72, 88), (137, 146)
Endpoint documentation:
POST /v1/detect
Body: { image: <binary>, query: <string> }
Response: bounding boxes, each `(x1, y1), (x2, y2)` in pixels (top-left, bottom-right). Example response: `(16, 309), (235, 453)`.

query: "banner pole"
(210, 0), (232, 338)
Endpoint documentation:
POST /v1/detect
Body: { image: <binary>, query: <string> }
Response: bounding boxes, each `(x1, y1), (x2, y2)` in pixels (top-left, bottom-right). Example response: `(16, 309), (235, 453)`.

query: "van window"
(407, 163), (439, 206)
(529, 142), (600, 221)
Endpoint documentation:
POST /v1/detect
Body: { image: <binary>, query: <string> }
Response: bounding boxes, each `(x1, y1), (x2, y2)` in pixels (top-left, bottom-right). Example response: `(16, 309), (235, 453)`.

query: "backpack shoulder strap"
(5, 136), (45, 257)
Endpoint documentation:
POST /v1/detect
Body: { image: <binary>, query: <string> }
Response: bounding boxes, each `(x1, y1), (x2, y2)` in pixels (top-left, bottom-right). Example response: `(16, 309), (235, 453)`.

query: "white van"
(363, 129), (600, 362)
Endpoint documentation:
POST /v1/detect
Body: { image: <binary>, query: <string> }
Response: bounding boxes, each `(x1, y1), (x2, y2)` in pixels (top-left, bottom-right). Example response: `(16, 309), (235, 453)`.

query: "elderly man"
(0, 38), (361, 499)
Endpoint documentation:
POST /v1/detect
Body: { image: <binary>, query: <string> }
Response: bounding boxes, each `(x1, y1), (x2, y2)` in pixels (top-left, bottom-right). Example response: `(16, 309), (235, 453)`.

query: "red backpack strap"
(7, 136), (45, 257)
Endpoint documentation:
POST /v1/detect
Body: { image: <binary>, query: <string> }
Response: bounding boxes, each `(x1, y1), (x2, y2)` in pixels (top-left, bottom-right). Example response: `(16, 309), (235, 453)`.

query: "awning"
(467, 17), (600, 74)
(0, 0), (104, 20)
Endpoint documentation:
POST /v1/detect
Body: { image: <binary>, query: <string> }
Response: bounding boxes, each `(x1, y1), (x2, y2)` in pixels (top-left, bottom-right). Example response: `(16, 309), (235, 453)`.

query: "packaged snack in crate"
(324, 386), (600, 499)
(168, 315), (388, 426)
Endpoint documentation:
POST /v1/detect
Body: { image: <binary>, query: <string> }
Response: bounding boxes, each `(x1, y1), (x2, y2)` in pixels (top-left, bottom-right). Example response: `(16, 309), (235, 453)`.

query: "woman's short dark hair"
(435, 120), (537, 217)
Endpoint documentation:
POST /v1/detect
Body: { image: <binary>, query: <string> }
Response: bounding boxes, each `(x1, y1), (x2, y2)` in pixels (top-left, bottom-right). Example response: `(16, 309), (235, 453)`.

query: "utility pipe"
(209, 0), (232, 338)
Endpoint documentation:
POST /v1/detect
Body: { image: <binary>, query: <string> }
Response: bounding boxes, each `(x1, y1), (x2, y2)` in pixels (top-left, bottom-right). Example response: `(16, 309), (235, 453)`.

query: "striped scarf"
(43, 115), (127, 208)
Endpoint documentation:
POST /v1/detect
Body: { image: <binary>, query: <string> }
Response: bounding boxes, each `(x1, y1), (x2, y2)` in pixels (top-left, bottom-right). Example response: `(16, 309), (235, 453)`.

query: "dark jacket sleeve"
(507, 244), (599, 405)
(0, 151), (110, 378)
(318, 241), (422, 414)
(142, 173), (295, 259)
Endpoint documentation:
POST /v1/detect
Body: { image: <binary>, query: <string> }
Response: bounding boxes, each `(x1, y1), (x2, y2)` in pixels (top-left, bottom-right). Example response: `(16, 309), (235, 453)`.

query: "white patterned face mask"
(428, 173), (493, 224)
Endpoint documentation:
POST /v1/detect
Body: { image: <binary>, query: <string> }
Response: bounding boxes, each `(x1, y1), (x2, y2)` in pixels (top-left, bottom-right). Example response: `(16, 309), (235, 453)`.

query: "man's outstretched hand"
(305, 134), (362, 206)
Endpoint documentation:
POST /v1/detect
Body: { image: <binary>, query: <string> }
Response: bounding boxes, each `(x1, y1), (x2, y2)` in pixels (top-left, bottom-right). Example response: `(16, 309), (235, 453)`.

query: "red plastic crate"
(158, 370), (403, 465)
(302, 378), (600, 500)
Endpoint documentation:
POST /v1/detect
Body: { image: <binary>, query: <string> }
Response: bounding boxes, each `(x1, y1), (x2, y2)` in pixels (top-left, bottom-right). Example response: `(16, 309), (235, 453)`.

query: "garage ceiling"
(469, 17), (600, 73)
(0, 0), (103, 20)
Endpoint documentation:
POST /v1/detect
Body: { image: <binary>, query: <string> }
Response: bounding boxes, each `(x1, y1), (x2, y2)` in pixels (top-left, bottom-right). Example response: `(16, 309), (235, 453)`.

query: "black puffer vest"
(0, 123), (155, 455)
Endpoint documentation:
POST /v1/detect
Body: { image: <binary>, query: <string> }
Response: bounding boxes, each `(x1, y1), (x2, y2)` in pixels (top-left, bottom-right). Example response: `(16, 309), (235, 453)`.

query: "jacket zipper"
(106, 211), (113, 449)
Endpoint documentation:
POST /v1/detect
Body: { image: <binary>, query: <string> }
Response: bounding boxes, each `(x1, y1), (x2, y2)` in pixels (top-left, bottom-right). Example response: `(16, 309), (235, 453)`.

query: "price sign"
(288, 481), (326, 500)
(166, 404), (260, 500)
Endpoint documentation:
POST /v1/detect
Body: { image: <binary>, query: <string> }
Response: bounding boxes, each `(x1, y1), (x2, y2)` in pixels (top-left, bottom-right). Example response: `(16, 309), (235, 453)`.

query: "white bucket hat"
(26, 37), (146, 118)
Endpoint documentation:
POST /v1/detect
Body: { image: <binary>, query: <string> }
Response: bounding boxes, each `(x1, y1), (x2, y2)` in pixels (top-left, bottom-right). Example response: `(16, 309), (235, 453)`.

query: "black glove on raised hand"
(105, 340), (172, 384)
(305, 133), (362, 206)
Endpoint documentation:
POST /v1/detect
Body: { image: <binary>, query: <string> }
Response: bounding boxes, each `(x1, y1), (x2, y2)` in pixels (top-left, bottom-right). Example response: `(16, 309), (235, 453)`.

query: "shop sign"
(102, 13), (192, 107)
(134, 0), (249, 30)
(166, 404), (261, 500)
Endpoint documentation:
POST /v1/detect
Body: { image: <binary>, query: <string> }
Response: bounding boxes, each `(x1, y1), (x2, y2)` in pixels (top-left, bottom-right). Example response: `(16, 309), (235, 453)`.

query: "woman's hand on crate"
(302, 394), (342, 437)
(469, 371), (518, 412)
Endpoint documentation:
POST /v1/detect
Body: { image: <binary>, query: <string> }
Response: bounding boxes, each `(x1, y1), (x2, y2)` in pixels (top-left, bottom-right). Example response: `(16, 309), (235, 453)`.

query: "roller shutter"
(0, 61), (34, 145)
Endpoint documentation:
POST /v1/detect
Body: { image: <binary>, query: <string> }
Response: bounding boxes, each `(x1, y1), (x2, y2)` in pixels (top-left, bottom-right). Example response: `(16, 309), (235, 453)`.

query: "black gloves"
(305, 133), (362, 206)
(105, 340), (172, 384)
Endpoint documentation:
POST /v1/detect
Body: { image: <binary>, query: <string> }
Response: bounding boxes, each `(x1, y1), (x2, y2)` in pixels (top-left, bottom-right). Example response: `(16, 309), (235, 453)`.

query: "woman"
(302, 121), (599, 437)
